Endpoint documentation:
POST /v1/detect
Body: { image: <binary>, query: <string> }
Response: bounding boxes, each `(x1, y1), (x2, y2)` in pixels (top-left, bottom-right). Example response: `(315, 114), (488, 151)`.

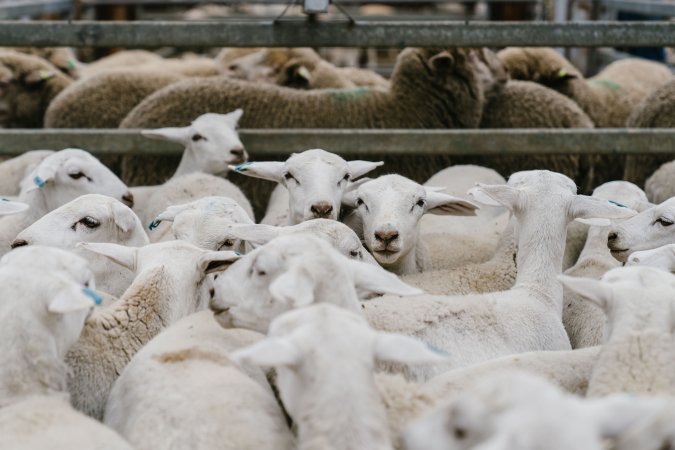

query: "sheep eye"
(349, 249), (360, 258)
(73, 216), (100, 230)
(219, 239), (235, 249)
(228, 64), (238, 71)
(284, 172), (298, 184)
(453, 427), (467, 440)
(656, 217), (674, 227)
(257, 270), (266, 276)
(69, 172), (87, 180)
(339, 173), (350, 185)
(356, 198), (364, 206)
(192, 134), (204, 142)
(416, 199), (426, 207)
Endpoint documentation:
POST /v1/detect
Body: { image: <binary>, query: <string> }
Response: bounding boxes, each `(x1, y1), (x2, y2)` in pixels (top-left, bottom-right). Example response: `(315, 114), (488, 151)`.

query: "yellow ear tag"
(297, 66), (311, 81)
(39, 70), (54, 80)
(557, 68), (568, 78)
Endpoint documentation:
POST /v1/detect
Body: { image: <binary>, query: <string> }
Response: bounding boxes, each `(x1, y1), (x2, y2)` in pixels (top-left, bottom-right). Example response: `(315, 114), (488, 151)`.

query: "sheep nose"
(607, 231), (618, 242)
(122, 192), (134, 208)
(229, 147), (248, 164)
(10, 239), (28, 249)
(375, 230), (399, 245)
(310, 202), (334, 218)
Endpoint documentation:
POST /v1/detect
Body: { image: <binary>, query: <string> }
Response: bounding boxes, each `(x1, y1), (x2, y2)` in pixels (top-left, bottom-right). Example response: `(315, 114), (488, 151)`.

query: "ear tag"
(297, 66), (311, 80)
(33, 176), (46, 188)
(66, 59), (77, 71)
(1, 198), (9, 202)
(233, 162), (253, 173)
(148, 219), (161, 230)
(235, 252), (241, 256)
(558, 68), (568, 78)
(39, 70), (54, 80)
(427, 343), (449, 356)
(82, 287), (102, 306)
(608, 200), (627, 208)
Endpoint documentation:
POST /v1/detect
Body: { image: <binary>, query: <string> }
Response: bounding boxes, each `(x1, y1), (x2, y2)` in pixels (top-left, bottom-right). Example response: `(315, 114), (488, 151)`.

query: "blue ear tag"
(1, 198), (9, 202)
(235, 252), (241, 256)
(233, 161), (253, 173)
(427, 343), (449, 356)
(33, 176), (46, 188)
(82, 287), (102, 306)
(608, 200), (627, 208)
(148, 219), (161, 230)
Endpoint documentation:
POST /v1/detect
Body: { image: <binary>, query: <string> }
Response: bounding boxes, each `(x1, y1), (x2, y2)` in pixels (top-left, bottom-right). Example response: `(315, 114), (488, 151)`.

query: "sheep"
(0, 50), (72, 128)
(231, 303), (446, 450)
(626, 243), (675, 271)
(231, 148), (382, 225)
(562, 181), (651, 349)
(118, 48), (501, 187)
(362, 170), (636, 382)
(614, 406), (675, 450)
(0, 267), (133, 449)
(124, 110), (247, 224)
(0, 197), (29, 216)
(606, 197), (675, 263)
(0, 150), (54, 196)
(216, 47), (316, 84)
(44, 69), (185, 128)
(65, 240), (240, 419)
(8, 47), (83, 78)
(342, 174), (480, 275)
(76, 50), (163, 78)
(0, 149), (134, 256)
(645, 159), (675, 205)
(11, 194), (149, 297)
(148, 195), (253, 249)
(210, 234), (422, 333)
(103, 310), (294, 450)
(560, 265), (675, 396)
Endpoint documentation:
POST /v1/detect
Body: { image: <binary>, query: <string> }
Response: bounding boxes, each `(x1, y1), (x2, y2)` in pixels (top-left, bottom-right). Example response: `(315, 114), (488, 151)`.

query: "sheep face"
(210, 234), (421, 333)
(344, 174), (478, 270)
(142, 110), (247, 175)
(21, 149), (134, 211)
(12, 194), (147, 251)
(626, 244), (675, 272)
(220, 49), (276, 83)
(607, 198), (675, 263)
(232, 148), (382, 224)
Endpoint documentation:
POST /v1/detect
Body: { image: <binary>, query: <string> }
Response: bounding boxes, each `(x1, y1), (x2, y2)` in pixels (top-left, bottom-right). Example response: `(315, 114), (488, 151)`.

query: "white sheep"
(626, 243), (675, 271)
(562, 181), (651, 349)
(104, 311), (294, 450)
(210, 234), (422, 333)
(231, 148), (383, 225)
(0, 197), (29, 216)
(232, 304), (445, 450)
(0, 149), (133, 256)
(132, 110), (247, 223)
(362, 170), (636, 382)
(11, 194), (148, 297)
(147, 195), (253, 249)
(607, 197), (675, 263)
(560, 265), (675, 396)
(66, 240), (240, 419)
(342, 174), (480, 275)
(0, 150), (53, 196)
(0, 267), (132, 449)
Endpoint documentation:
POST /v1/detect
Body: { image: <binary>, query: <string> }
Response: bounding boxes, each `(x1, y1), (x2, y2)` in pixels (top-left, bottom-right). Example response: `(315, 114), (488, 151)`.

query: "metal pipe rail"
(0, 129), (673, 156)
(1, 20), (675, 47)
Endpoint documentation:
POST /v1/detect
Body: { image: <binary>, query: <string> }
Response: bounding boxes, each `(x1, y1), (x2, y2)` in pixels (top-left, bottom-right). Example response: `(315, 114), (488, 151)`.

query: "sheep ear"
(229, 161), (285, 183)
(554, 67), (578, 81)
(570, 196), (637, 222)
(347, 160), (384, 180)
(141, 126), (190, 145)
(77, 242), (137, 271)
(0, 199), (29, 216)
(346, 259), (423, 297)
(558, 275), (614, 311)
(269, 264), (316, 308)
(428, 50), (454, 71)
(111, 201), (137, 233)
(199, 251), (240, 275)
(224, 108), (243, 128)
(341, 189), (359, 208)
(226, 223), (281, 245)
(23, 159), (59, 193)
(425, 191), (480, 216)
(48, 287), (95, 314)
(468, 184), (521, 210)
(24, 69), (55, 85)
(231, 337), (301, 368)
(284, 62), (312, 88)
(148, 204), (188, 230)
(374, 332), (448, 364)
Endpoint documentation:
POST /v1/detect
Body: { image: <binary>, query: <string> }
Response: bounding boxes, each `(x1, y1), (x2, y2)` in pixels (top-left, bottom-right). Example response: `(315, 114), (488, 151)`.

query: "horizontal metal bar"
(0, 20), (674, 47)
(0, 1), (71, 19)
(601, 0), (675, 17)
(0, 129), (674, 156)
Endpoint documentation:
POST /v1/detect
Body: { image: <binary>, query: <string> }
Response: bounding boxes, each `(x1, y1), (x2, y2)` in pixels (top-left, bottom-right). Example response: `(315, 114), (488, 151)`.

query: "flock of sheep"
(1, 38), (675, 450)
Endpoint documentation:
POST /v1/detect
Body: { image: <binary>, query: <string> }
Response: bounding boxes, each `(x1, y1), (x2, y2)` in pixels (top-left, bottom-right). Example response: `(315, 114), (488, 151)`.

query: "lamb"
(148, 196), (253, 250)
(361, 170), (635, 382)
(606, 197), (675, 263)
(0, 149), (134, 256)
(562, 181), (650, 349)
(216, 47), (316, 84)
(0, 150), (54, 196)
(626, 243), (675, 271)
(124, 110), (248, 224)
(560, 265), (675, 396)
(11, 194), (149, 297)
(44, 69), (185, 128)
(0, 267), (132, 449)
(342, 174), (480, 274)
(65, 240), (240, 419)
(103, 310), (294, 450)
(0, 50), (72, 128)
(210, 234), (422, 333)
(232, 303), (445, 450)
(231, 148), (382, 225)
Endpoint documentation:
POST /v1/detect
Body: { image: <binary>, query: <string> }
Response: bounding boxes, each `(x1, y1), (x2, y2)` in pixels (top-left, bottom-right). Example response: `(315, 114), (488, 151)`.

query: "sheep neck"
(296, 368), (392, 450)
(575, 226), (619, 267)
(173, 147), (201, 178)
(513, 212), (566, 311)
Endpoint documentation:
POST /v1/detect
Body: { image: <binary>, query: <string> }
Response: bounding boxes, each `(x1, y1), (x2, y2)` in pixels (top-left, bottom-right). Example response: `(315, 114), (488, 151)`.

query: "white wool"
(0, 150), (53, 196)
